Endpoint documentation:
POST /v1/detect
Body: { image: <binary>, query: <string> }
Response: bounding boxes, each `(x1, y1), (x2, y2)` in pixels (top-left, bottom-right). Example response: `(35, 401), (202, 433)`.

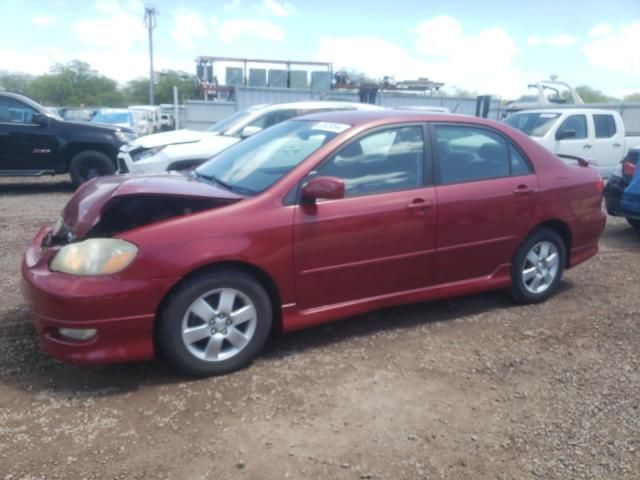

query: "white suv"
(117, 101), (383, 175)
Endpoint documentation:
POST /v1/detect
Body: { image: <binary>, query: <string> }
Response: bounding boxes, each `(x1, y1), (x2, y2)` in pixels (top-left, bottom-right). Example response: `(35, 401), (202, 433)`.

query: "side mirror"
(240, 125), (262, 138)
(301, 176), (345, 202)
(31, 113), (49, 127)
(556, 129), (576, 140)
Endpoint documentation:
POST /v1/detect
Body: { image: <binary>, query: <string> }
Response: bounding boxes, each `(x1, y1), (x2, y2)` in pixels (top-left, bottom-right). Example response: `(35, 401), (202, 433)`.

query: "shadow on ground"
(0, 281), (569, 396)
(0, 179), (74, 195)
(602, 220), (640, 249)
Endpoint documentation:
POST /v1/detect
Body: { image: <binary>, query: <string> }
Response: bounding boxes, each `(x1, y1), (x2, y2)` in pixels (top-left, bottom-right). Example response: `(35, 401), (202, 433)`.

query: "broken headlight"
(50, 238), (138, 275)
(132, 145), (166, 162)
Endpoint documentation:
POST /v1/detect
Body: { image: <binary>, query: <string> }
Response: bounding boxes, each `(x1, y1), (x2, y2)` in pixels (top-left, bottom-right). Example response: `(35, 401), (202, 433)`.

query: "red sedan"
(22, 111), (606, 376)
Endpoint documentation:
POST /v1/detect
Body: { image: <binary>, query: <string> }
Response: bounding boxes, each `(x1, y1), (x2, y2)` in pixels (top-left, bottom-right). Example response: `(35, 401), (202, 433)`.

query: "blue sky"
(0, 0), (639, 98)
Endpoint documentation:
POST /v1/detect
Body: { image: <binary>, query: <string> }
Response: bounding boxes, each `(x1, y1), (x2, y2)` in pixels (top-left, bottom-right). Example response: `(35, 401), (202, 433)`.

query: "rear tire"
(510, 227), (566, 304)
(627, 218), (640, 229)
(69, 150), (115, 188)
(158, 270), (272, 376)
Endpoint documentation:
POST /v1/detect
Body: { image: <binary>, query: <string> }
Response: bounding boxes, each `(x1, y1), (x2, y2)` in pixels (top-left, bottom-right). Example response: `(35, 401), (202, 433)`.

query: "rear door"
(293, 124), (437, 310)
(0, 96), (60, 172)
(432, 123), (538, 284)
(591, 113), (625, 175)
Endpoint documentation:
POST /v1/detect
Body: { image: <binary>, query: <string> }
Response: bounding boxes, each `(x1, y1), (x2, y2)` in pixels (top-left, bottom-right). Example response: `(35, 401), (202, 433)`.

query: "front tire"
(510, 228), (566, 304)
(627, 218), (640, 230)
(158, 270), (272, 376)
(69, 150), (115, 188)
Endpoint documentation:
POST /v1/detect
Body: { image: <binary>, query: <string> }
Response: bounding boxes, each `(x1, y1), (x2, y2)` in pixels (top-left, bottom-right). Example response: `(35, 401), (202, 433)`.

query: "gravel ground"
(0, 176), (638, 480)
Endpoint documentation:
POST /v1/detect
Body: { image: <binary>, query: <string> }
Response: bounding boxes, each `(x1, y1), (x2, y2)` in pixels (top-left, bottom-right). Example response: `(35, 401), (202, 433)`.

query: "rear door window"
(248, 109), (299, 129)
(593, 114), (617, 138)
(434, 125), (510, 184)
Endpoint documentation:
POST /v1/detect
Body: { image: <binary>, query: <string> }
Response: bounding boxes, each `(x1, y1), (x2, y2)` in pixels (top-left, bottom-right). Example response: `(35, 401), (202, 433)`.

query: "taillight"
(622, 160), (636, 178)
(595, 178), (604, 195)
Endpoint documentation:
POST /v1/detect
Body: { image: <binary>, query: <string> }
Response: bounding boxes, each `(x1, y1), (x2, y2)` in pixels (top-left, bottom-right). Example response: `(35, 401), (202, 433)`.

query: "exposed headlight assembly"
(50, 239), (138, 276)
(132, 145), (166, 162)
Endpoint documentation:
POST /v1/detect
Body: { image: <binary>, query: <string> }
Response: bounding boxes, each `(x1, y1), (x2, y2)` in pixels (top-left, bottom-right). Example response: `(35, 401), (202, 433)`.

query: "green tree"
(0, 72), (34, 95)
(123, 78), (150, 105)
(124, 70), (199, 105)
(29, 60), (125, 106)
(623, 92), (640, 101)
(574, 85), (617, 103)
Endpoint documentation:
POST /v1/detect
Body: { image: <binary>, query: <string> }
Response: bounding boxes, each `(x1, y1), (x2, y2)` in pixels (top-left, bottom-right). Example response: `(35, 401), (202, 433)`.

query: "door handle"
(0, 132), (9, 136)
(406, 198), (432, 212)
(513, 185), (535, 195)
(613, 142), (621, 148)
(583, 144), (592, 149)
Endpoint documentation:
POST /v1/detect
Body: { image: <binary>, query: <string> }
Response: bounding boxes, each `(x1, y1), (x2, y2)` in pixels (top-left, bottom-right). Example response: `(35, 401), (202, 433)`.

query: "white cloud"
(262, 0), (296, 17)
(317, 37), (428, 79)
(74, 0), (145, 50)
(31, 16), (56, 27)
(95, 0), (142, 15)
(527, 34), (576, 47)
(588, 23), (614, 37)
(316, 16), (530, 98)
(218, 19), (284, 43)
(415, 16), (525, 97)
(583, 21), (640, 78)
(73, 15), (145, 50)
(171, 11), (209, 49)
(224, 0), (242, 11)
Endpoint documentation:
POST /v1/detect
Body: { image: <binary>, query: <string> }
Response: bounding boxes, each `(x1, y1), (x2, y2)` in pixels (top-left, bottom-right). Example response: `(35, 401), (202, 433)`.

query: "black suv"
(0, 92), (134, 187)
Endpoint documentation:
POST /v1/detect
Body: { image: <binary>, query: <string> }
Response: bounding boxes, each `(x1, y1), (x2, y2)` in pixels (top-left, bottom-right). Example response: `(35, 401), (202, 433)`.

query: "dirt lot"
(0, 176), (638, 480)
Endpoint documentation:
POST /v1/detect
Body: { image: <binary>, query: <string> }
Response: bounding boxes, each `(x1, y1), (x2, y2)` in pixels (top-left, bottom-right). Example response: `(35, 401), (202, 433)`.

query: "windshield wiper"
(192, 170), (256, 195)
(192, 170), (232, 189)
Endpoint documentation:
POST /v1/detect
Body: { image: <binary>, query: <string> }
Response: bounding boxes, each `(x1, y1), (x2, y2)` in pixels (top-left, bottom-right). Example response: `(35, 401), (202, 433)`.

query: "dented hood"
(62, 173), (243, 238)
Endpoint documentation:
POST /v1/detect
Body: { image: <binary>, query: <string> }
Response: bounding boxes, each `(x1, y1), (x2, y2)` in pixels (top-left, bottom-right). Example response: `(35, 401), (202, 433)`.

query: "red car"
(22, 111), (606, 376)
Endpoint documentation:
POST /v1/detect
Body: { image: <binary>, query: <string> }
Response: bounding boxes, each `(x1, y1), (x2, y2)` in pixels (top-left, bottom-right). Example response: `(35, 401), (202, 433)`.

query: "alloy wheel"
(181, 288), (257, 362)
(522, 241), (560, 295)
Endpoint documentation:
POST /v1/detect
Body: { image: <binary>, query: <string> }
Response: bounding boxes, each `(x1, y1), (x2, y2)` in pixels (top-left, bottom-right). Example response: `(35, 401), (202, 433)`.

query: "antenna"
(144, 5), (157, 105)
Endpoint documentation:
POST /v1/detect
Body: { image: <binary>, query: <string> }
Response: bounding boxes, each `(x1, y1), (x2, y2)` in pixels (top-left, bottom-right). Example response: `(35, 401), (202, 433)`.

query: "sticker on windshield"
(311, 122), (350, 133)
(539, 113), (558, 118)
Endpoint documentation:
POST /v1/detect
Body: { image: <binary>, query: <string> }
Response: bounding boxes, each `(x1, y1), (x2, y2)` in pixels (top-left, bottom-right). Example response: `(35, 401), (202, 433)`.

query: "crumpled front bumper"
(21, 226), (178, 364)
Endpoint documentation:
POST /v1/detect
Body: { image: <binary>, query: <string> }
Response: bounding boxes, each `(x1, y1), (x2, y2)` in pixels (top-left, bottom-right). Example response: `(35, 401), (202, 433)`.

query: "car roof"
(295, 109), (479, 127)
(256, 101), (384, 112)
(512, 108), (620, 115)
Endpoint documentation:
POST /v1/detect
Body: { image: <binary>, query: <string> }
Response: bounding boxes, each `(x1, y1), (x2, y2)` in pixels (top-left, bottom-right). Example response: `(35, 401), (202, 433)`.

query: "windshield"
(92, 111), (131, 125)
(196, 119), (350, 195)
(504, 112), (560, 137)
(207, 110), (253, 134)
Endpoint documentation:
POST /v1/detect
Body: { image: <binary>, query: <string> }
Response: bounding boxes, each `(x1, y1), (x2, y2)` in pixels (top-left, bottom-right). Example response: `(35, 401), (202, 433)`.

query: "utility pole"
(144, 5), (157, 105)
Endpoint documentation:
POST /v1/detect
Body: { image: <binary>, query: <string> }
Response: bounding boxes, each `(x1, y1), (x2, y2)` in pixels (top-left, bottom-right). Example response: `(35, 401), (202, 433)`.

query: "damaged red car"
(22, 111), (606, 376)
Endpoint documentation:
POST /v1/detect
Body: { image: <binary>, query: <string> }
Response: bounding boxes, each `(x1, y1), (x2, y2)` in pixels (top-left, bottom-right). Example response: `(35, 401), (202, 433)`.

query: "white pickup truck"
(504, 108), (640, 177)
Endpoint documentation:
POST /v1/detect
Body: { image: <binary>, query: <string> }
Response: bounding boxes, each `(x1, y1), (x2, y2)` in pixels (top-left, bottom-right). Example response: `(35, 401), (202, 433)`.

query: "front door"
(554, 113), (592, 162)
(432, 123), (538, 284)
(293, 125), (437, 310)
(0, 96), (60, 172)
